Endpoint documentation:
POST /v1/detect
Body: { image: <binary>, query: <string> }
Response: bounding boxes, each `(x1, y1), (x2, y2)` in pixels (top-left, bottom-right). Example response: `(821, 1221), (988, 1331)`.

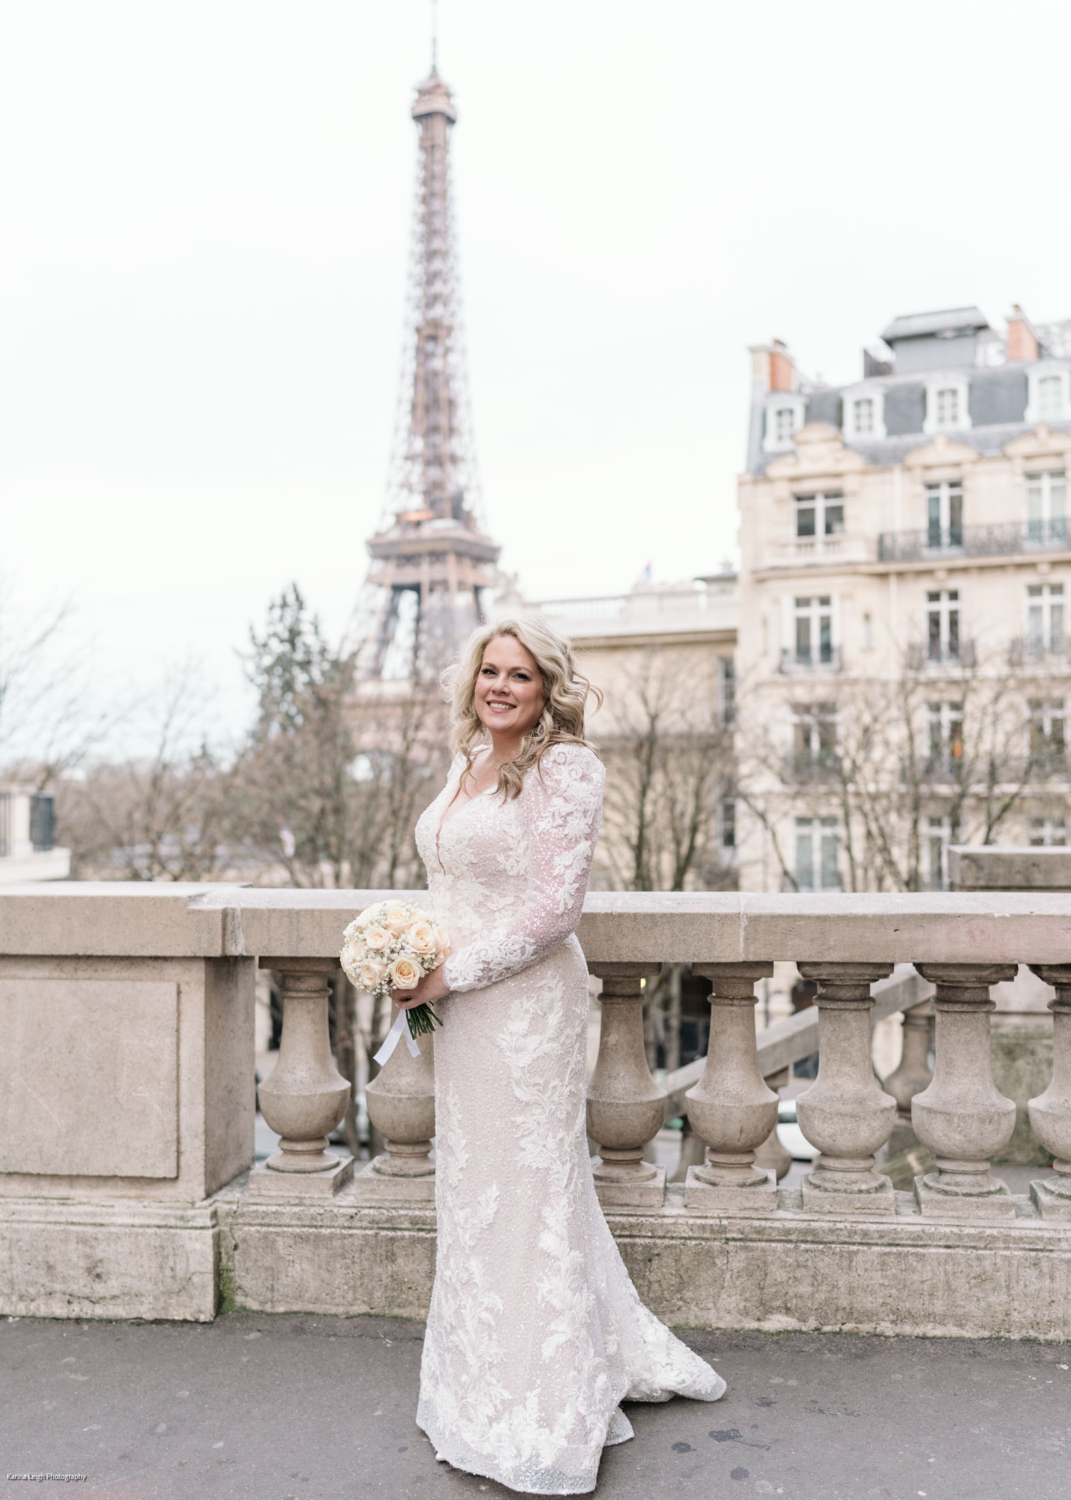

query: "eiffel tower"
(364, 58), (500, 678)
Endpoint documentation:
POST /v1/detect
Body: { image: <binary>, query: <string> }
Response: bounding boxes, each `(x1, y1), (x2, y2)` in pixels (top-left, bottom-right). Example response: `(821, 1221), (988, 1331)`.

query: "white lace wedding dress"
(412, 741), (725, 1495)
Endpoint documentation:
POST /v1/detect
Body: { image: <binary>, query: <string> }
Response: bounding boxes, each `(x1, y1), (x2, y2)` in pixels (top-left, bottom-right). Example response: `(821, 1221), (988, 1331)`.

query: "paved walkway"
(2, 1312), (1068, 1499)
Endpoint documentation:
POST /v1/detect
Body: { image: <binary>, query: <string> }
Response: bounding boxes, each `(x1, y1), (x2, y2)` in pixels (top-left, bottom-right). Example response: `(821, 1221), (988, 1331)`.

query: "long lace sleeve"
(441, 743), (605, 994)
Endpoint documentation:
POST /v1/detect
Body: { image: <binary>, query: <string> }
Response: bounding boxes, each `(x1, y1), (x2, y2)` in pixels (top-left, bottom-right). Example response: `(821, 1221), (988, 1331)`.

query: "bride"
(394, 617), (725, 1495)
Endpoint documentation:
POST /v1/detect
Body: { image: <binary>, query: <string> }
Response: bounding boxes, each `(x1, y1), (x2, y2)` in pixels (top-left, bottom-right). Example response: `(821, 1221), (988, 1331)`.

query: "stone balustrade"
(3, 883), (1071, 1339)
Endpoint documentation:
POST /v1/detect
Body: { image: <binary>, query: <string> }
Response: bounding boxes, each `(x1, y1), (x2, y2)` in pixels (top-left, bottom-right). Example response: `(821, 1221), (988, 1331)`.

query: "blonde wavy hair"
(443, 617), (602, 800)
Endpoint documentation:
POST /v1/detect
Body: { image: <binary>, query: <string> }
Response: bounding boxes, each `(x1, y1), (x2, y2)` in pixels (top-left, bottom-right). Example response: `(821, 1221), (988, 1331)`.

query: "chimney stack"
(750, 339), (797, 394)
(1006, 304), (1039, 363)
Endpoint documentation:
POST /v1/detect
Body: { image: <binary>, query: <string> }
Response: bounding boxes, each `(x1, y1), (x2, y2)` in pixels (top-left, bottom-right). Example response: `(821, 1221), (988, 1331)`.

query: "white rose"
(357, 959), (388, 993)
(383, 902), (412, 935)
(406, 920), (438, 957)
(363, 924), (393, 953)
(390, 956), (421, 990)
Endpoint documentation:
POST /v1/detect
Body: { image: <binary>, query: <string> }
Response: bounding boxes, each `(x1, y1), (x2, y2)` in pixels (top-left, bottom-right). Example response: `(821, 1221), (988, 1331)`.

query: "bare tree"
(55, 663), (229, 880)
(226, 585), (449, 888)
(0, 582), (111, 788)
(737, 638), (1048, 893)
(597, 647), (735, 892)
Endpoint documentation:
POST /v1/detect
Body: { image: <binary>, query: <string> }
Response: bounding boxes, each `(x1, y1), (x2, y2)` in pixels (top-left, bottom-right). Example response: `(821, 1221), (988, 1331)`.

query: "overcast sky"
(3, 0), (1071, 740)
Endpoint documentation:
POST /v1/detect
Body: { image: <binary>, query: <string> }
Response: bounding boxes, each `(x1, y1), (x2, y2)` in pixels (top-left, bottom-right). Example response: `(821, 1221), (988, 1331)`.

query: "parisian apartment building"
(736, 304), (1071, 894)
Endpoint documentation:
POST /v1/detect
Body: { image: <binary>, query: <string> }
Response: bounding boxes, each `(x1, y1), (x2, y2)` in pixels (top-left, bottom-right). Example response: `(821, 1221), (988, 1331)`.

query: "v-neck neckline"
(435, 752), (497, 865)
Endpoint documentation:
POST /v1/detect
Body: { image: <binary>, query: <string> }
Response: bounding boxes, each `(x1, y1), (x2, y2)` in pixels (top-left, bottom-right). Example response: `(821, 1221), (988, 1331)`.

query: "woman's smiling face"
(474, 634), (545, 740)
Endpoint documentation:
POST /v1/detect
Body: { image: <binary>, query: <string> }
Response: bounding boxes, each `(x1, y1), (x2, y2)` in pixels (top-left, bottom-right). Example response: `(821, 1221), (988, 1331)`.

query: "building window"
(794, 492), (845, 545)
(763, 395), (806, 453)
(720, 797), (736, 850)
(1026, 582), (1065, 655)
(927, 700), (964, 774)
(852, 397), (874, 435)
(1025, 470), (1067, 546)
(935, 387), (959, 426)
(719, 657), (736, 728)
(792, 702), (837, 770)
(927, 590), (960, 662)
(794, 596), (834, 666)
(926, 480), (964, 550)
(842, 386), (886, 440)
(1026, 366), (1071, 423)
(1037, 376), (1064, 418)
(795, 817), (840, 890)
(924, 377), (971, 434)
(1029, 816), (1068, 846)
(1028, 698), (1066, 770)
(927, 816), (957, 890)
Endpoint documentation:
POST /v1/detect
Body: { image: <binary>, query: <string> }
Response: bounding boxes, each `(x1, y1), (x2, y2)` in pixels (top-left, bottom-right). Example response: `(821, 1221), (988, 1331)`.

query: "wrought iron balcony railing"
(906, 640), (978, 671)
(878, 517), (1070, 563)
(784, 750), (840, 781)
(1008, 636), (1070, 668)
(779, 646), (843, 674)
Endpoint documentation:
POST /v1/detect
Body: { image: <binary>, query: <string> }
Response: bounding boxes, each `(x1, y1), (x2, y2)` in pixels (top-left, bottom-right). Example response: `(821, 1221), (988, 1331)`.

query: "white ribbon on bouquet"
(373, 1006), (422, 1066)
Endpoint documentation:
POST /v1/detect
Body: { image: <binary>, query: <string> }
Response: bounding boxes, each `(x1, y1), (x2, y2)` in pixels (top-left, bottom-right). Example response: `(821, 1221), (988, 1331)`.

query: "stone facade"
(738, 307), (1071, 894)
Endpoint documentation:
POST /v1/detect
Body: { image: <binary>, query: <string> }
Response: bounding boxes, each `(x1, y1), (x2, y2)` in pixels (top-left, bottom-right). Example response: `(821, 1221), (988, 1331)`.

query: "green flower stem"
(404, 1002), (443, 1038)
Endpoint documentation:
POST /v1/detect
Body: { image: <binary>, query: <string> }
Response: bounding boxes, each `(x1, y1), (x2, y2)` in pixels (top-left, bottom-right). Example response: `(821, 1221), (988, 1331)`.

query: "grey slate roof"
(880, 307), (989, 342)
(747, 309), (1071, 475)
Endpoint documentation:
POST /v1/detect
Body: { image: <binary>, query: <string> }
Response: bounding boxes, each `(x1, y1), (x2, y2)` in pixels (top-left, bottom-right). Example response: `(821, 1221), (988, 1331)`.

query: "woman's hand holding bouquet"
(340, 900), (450, 1063)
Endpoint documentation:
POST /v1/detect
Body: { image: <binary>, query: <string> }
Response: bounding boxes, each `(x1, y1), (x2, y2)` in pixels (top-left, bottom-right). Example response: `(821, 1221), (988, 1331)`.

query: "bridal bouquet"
(340, 900), (449, 1063)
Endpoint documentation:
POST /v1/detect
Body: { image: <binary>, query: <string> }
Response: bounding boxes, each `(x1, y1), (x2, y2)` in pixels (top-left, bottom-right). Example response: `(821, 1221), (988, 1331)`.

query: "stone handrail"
(3, 883), (1069, 960)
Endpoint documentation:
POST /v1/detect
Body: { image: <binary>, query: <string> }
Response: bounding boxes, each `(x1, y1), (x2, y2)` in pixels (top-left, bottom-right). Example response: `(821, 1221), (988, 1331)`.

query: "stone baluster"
(754, 1067), (793, 1182)
(356, 1001), (436, 1202)
(795, 962), (897, 1214)
(683, 963), (779, 1213)
(911, 963), (1018, 1218)
(252, 958), (355, 1196)
(881, 998), (935, 1157)
(1027, 964), (1071, 1220)
(587, 963), (666, 1207)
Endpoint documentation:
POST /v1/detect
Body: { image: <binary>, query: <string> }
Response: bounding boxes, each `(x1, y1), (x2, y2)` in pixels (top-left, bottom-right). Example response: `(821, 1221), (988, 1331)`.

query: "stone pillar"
(252, 958), (354, 1196)
(355, 1002), (436, 1202)
(795, 962), (897, 1214)
(1028, 964), (1071, 1220)
(683, 963), (778, 1213)
(912, 963), (1018, 1218)
(587, 963), (666, 1208)
(881, 998), (934, 1157)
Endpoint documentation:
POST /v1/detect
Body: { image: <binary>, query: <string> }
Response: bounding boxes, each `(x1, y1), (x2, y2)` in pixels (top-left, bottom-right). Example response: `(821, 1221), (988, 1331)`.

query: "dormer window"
(1026, 364), (1071, 423)
(762, 393), (807, 453)
(936, 387), (959, 426)
(923, 376), (971, 434)
(1037, 377), (1063, 418)
(841, 385), (886, 440)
